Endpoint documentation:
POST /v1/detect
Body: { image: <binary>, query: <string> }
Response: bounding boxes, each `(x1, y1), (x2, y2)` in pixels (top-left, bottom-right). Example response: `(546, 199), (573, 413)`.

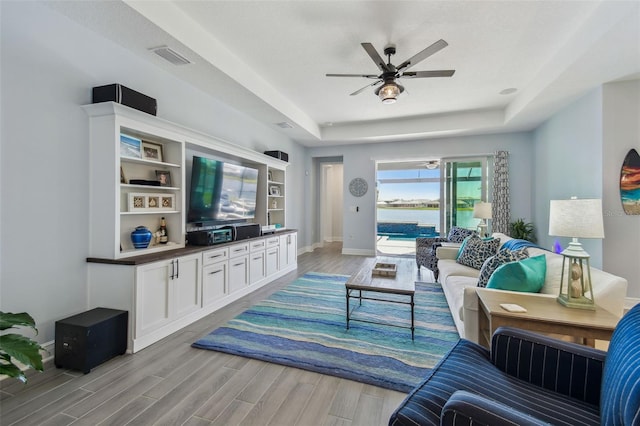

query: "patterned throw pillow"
(447, 226), (476, 243)
(456, 235), (501, 270)
(477, 247), (529, 287)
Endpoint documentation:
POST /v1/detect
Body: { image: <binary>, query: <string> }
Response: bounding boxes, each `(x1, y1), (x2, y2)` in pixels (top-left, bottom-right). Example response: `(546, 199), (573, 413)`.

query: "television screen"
(187, 156), (258, 224)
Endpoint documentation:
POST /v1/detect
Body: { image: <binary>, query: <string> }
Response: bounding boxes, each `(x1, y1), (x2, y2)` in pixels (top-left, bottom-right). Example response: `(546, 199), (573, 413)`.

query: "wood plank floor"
(1, 243), (433, 426)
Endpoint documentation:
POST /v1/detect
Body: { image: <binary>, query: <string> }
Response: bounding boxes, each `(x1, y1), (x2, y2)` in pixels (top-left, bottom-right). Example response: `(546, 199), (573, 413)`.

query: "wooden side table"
(476, 288), (619, 348)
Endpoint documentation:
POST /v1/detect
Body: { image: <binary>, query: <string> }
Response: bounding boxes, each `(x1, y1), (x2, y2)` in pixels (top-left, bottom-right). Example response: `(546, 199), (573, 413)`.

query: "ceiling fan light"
(378, 82), (400, 104)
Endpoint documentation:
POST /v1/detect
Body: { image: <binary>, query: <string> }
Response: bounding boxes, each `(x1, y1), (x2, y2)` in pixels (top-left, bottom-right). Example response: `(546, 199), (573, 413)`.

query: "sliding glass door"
(441, 157), (489, 234)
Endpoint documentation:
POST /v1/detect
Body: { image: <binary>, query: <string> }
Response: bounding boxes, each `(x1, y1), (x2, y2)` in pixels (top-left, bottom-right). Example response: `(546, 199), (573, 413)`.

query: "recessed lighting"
(275, 122), (294, 129)
(499, 88), (517, 95)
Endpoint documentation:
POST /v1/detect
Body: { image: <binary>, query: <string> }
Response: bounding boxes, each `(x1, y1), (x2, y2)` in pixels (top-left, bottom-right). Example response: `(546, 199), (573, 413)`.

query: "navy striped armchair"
(390, 303), (640, 426)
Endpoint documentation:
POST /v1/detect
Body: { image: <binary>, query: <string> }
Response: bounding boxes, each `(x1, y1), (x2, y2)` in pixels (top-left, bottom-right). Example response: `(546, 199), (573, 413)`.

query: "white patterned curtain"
(492, 151), (510, 234)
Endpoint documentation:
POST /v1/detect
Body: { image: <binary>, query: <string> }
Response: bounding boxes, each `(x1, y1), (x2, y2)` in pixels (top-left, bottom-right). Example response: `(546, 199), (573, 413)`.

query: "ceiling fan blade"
(350, 80), (382, 96)
(401, 70), (455, 78)
(326, 73), (380, 79)
(397, 39), (448, 72)
(361, 43), (390, 72)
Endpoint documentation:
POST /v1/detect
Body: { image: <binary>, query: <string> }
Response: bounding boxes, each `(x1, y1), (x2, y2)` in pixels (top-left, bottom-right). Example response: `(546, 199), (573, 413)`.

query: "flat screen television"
(187, 156), (259, 225)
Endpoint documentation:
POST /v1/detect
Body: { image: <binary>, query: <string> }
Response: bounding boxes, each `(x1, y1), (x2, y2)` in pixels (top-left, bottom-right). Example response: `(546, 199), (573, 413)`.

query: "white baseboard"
(341, 248), (375, 256)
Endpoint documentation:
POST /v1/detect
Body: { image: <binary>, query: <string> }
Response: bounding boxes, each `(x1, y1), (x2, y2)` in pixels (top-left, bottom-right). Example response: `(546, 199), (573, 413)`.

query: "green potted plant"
(0, 312), (45, 383)
(509, 218), (537, 242)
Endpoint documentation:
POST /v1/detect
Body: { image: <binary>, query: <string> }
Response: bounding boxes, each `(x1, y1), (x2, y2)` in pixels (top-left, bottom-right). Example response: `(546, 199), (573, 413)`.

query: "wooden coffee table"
(476, 288), (620, 348)
(346, 258), (416, 339)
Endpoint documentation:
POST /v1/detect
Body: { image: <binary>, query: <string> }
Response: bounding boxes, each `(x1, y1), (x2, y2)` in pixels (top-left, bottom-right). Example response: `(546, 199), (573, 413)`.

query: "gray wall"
(0, 2), (304, 343)
(309, 132), (534, 254)
(532, 89), (604, 265)
(533, 82), (640, 297)
(602, 80), (640, 298)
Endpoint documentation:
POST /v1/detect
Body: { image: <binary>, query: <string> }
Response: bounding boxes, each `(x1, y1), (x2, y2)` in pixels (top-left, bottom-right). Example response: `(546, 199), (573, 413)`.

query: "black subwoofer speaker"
(55, 308), (128, 374)
(92, 84), (157, 116)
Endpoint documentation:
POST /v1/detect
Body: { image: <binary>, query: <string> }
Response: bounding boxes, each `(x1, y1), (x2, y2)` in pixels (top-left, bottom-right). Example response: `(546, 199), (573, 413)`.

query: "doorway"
(320, 162), (344, 245)
(376, 160), (441, 256)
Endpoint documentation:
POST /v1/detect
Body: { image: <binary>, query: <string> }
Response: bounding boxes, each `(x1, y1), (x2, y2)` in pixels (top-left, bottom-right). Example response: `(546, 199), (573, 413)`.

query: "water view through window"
(377, 160), (485, 242)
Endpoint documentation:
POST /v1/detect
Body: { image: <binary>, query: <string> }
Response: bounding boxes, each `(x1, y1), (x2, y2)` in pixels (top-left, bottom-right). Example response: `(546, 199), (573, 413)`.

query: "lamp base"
(557, 294), (595, 310)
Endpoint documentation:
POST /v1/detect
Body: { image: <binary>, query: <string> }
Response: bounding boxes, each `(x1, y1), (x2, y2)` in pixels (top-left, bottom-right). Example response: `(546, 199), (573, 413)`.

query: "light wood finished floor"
(1, 243), (435, 426)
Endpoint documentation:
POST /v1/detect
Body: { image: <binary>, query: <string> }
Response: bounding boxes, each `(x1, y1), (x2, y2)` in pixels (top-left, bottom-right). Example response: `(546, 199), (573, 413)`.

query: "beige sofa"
(435, 232), (628, 343)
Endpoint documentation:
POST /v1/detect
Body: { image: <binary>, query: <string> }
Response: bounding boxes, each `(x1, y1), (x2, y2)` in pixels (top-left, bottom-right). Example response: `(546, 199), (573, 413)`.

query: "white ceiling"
(48, 1), (640, 147)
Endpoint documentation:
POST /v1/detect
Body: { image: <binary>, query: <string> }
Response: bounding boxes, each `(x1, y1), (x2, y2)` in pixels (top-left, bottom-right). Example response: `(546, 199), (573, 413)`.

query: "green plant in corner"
(0, 312), (45, 383)
(509, 218), (537, 242)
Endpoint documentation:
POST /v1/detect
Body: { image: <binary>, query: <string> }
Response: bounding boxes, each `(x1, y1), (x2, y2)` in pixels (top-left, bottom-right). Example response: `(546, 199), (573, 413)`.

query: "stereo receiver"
(187, 229), (233, 246)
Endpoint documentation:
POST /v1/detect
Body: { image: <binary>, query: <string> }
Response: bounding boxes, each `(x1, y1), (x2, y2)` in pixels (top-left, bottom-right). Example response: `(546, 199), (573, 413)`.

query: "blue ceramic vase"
(131, 226), (152, 249)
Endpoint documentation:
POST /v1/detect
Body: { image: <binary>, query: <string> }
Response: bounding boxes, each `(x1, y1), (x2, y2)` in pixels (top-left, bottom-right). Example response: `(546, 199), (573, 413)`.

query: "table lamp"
(548, 197), (604, 309)
(473, 202), (492, 237)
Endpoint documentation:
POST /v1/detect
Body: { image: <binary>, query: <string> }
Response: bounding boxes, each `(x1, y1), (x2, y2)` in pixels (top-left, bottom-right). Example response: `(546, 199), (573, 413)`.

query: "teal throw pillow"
(486, 254), (547, 293)
(477, 247), (529, 288)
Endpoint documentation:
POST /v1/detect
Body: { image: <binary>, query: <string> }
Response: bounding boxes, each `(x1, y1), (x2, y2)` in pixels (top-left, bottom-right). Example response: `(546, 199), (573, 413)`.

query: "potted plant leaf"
(509, 218), (537, 242)
(0, 312), (45, 383)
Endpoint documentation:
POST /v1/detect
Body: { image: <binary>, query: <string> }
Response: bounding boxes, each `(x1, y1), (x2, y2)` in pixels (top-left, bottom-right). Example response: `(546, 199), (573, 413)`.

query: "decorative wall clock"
(349, 178), (368, 197)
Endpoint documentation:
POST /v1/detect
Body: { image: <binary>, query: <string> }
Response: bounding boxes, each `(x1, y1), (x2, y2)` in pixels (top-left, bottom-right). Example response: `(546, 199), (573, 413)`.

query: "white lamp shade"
(473, 202), (492, 220)
(548, 198), (604, 239)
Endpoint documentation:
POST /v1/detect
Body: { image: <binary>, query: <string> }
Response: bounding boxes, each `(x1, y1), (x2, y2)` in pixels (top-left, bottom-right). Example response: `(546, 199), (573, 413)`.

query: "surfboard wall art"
(620, 148), (640, 215)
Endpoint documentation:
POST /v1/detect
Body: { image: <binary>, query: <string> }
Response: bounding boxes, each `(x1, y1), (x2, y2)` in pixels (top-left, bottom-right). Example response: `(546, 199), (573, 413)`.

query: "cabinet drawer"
(202, 247), (229, 266)
(250, 239), (266, 252)
(266, 236), (279, 247)
(229, 242), (250, 258)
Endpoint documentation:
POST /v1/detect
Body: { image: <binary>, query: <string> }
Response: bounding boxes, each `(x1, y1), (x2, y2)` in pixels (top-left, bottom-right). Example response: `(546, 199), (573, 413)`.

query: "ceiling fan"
(326, 39), (455, 104)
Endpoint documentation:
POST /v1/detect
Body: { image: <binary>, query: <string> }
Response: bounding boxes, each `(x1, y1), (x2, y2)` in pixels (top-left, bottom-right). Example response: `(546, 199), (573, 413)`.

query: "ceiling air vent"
(275, 122), (294, 129)
(149, 46), (191, 66)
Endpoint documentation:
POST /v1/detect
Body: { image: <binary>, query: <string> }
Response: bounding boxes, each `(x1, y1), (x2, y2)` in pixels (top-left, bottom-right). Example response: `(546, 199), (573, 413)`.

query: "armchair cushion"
(389, 338), (600, 426)
(490, 327), (606, 405)
(600, 303), (640, 425)
(441, 391), (548, 426)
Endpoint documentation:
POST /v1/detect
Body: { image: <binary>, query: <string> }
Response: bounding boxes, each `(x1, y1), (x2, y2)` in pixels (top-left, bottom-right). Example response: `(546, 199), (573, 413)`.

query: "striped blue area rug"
(192, 272), (459, 392)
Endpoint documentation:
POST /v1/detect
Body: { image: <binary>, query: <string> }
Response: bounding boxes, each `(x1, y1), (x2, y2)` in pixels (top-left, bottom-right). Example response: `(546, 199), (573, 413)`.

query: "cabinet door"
(279, 233), (297, 269)
(173, 253), (201, 319)
(135, 260), (172, 337)
(266, 247), (279, 276)
(202, 261), (228, 307)
(229, 255), (249, 293)
(249, 251), (266, 284)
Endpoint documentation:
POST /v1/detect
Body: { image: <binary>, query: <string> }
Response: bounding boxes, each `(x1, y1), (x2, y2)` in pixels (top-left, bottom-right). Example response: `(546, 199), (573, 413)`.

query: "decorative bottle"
(157, 217), (168, 244)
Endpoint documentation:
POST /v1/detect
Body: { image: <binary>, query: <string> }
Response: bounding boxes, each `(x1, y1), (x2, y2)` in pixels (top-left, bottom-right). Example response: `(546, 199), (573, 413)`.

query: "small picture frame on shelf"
(269, 185), (280, 196)
(128, 193), (147, 211)
(141, 141), (163, 162)
(268, 170), (273, 181)
(120, 167), (127, 184)
(120, 134), (141, 159)
(161, 195), (175, 210)
(155, 170), (172, 187)
(147, 195), (160, 209)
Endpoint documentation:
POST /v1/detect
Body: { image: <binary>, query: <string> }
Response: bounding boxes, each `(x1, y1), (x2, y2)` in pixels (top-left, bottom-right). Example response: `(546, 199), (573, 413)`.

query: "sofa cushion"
(486, 255), (546, 293)
(456, 235), (500, 270)
(447, 226), (476, 243)
(477, 247), (529, 288)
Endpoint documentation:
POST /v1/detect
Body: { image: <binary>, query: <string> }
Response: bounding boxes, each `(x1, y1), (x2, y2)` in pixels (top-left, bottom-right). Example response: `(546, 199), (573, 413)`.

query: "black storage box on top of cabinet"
(264, 150), (289, 162)
(55, 308), (128, 374)
(92, 84), (157, 116)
